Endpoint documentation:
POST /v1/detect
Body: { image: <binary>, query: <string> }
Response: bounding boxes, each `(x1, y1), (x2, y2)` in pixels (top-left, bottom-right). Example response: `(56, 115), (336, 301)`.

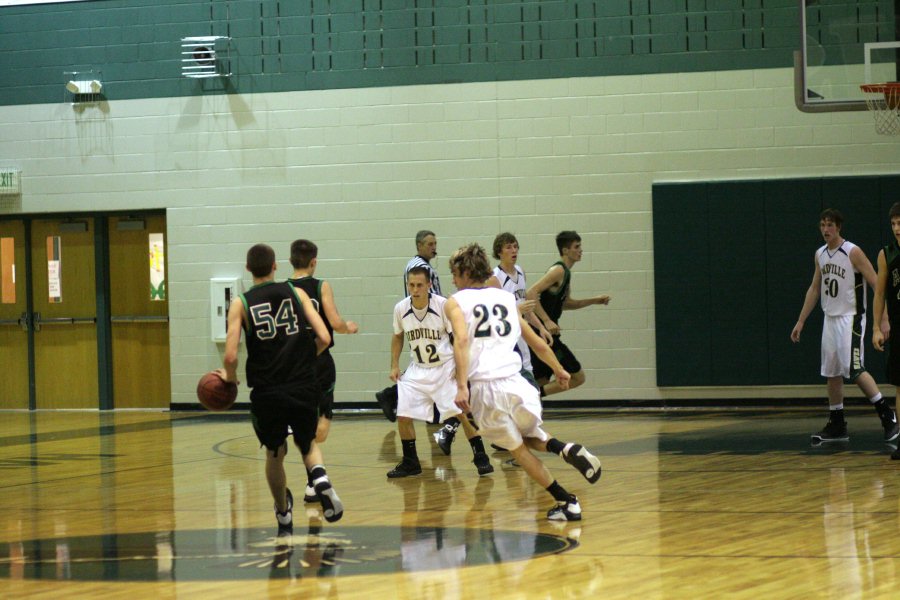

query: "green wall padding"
(654, 175), (898, 387)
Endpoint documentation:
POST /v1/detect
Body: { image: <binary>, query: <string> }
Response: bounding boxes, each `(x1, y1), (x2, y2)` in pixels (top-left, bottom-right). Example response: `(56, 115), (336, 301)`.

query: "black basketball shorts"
(530, 334), (582, 381)
(250, 382), (320, 455)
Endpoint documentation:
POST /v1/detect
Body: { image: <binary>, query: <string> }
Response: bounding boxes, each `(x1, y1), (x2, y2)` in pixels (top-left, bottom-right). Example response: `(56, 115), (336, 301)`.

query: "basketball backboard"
(797, 0), (899, 112)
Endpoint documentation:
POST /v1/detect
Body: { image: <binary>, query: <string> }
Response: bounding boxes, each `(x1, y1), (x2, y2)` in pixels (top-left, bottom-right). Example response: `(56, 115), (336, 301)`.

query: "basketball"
(196, 371), (237, 411)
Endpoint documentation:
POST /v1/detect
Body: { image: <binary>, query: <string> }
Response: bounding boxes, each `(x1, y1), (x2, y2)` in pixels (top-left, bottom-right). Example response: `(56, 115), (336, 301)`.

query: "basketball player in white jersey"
(486, 232), (553, 386)
(445, 243), (602, 521)
(385, 266), (493, 478)
(791, 209), (899, 444)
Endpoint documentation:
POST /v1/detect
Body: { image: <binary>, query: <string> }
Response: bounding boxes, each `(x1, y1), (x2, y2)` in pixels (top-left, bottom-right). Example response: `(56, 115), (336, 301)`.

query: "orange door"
(31, 218), (99, 408)
(0, 219), (28, 408)
(108, 214), (170, 408)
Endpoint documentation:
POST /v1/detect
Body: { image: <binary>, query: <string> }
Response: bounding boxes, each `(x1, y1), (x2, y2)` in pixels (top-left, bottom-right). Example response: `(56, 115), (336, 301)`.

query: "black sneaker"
(547, 497), (582, 521)
(892, 445), (900, 460)
(810, 420), (849, 443)
(314, 480), (343, 523)
(880, 410), (900, 442)
(473, 452), (494, 476)
(562, 444), (602, 484)
(433, 422), (458, 455)
(375, 387), (397, 422)
(275, 487), (294, 536)
(387, 458), (422, 478)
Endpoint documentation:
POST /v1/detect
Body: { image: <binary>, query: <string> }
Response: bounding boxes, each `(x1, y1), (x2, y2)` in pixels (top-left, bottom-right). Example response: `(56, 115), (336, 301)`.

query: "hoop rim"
(860, 82), (900, 93)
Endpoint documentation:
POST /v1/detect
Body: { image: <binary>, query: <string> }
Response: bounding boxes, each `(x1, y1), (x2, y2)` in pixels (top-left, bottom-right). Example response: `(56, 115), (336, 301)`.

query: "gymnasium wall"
(1, 1), (900, 405)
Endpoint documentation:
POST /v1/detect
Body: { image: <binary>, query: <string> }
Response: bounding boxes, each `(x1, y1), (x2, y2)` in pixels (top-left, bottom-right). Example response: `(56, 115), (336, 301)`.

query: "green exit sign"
(0, 169), (20, 195)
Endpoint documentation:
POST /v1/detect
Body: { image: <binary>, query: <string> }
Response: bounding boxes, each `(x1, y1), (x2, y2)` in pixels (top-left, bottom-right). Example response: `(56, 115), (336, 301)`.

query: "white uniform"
(393, 293), (459, 422)
(816, 241), (866, 379)
(452, 287), (547, 450)
(493, 264), (533, 372)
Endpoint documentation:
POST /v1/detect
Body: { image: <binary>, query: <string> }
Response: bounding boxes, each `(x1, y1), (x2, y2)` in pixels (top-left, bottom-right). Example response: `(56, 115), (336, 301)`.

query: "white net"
(860, 84), (900, 135)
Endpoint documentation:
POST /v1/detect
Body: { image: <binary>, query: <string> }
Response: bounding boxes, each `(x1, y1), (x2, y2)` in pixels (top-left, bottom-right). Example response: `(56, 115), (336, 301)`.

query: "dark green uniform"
(531, 261), (582, 381)
(884, 240), (900, 385)
(289, 276), (337, 418)
(241, 281), (320, 453)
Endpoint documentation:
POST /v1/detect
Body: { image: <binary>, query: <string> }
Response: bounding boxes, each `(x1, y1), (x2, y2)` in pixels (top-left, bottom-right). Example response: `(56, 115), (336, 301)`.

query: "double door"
(0, 213), (169, 409)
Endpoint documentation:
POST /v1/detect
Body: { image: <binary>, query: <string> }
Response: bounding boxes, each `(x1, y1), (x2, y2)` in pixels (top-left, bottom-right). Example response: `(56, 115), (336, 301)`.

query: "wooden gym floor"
(1, 408), (899, 599)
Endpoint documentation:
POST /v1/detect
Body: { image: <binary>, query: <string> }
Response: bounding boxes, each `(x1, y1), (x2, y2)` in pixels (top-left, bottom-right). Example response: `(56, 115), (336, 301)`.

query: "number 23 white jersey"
(451, 287), (522, 381)
(816, 241), (864, 317)
(393, 293), (454, 367)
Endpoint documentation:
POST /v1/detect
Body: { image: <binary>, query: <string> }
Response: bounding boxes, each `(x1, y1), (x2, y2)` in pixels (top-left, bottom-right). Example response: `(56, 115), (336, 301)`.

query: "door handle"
(109, 315), (169, 323)
(0, 312), (29, 331)
(32, 312), (96, 332)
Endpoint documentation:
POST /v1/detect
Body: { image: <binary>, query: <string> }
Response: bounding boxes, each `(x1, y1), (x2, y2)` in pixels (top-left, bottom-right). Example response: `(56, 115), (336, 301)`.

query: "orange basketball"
(196, 371), (237, 411)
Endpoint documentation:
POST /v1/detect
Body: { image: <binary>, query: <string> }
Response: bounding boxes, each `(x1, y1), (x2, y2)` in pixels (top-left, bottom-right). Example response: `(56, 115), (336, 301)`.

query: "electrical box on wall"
(210, 277), (241, 343)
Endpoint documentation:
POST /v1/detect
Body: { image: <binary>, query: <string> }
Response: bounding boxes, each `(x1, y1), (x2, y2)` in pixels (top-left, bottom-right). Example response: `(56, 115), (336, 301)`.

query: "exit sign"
(0, 169), (20, 195)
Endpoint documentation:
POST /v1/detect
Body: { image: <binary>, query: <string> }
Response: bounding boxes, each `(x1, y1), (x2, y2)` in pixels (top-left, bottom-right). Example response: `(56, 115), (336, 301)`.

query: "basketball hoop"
(859, 83), (900, 135)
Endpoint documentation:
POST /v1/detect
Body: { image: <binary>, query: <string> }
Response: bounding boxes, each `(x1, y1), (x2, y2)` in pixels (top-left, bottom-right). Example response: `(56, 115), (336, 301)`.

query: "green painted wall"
(0, 0), (830, 106)
(653, 175), (900, 387)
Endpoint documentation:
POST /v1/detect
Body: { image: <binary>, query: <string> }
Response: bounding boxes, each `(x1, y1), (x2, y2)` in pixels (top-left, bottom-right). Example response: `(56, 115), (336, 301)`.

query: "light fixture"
(65, 80), (102, 95)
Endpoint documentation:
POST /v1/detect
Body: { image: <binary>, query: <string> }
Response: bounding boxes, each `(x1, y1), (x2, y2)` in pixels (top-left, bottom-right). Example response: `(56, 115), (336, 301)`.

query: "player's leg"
(813, 316), (851, 443)
(288, 385), (343, 523)
(375, 384), (399, 422)
(509, 443), (581, 521)
(535, 338), (584, 397)
(855, 371), (898, 441)
(852, 313), (899, 442)
(390, 370), (433, 477)
(302, 414), (333, 503)
(541, 369), (585, 396)
(300, 440), (343, 523)
(265, 443), (295, 536)
(529, 436), (602, 483)
(457, 412), (493, 476)
(388, 416), (423, 477)
(250, 390), (295, 535)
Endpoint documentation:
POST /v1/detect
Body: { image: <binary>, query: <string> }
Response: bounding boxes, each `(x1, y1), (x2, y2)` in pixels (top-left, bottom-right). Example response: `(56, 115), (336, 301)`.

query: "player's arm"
(297, 287), (331, 354)
(320, 281), (358, 334)
(562, 281), (611, 310)
(523, 309), (552, 345)
(219, 297), (245, 383)
(873, 249), (889, 351)
(526, 265), (564, 334)
(791, 255), (822, 343)
(520, 315), (570, 390)
(444, 298), (471, 413)
(389, 331), (404, 382)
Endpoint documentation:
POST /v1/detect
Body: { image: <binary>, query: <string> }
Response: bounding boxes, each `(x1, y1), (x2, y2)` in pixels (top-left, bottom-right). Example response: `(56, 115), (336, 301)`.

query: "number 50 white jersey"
(393, 293), (454, 368)
(451, 287), (523, 382)
(816, 241), (864, 317)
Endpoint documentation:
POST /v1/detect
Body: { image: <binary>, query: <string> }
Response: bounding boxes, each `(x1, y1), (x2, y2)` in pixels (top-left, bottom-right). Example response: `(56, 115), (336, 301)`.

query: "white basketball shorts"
(469, 373), (549, 451)
(397, 360), (460, 423)
(821, 313), (865, 380)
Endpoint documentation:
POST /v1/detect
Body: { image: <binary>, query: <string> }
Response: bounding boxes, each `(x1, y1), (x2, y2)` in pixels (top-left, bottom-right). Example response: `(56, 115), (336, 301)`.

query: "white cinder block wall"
(2, 69), (899, 406)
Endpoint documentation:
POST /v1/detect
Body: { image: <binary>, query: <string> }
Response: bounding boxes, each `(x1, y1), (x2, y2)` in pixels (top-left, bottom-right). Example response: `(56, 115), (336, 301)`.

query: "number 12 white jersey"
(393, 293), (454, 368)
(451, 286), (522, 381)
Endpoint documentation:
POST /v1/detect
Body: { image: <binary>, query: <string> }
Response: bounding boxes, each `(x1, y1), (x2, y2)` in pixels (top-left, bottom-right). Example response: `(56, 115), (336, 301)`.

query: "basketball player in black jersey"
(871, 202), (900, 458)
(288, 239), (359, 501)
(219, 243), (344, 536)
(527, 231), (611, 398)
